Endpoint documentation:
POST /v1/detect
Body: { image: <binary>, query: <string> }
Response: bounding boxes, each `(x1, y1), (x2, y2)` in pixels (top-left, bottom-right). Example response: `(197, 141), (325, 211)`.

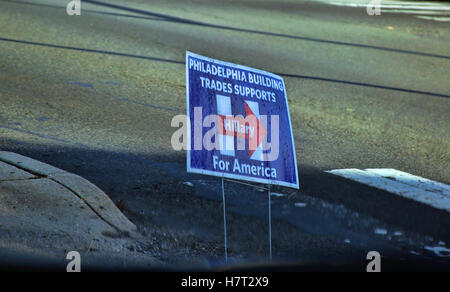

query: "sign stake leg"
(222, 177), (228, 263)
(268, 184), (272, 262)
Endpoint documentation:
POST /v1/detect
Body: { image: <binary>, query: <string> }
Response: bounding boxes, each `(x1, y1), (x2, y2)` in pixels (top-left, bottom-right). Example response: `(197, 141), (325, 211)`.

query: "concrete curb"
(0, 151), (136, 234)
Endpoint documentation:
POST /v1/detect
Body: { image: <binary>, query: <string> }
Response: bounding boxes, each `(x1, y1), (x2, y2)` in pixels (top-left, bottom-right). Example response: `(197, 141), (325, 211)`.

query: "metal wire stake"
(268, 183), (272, 262)
(222, 177), (228, 263)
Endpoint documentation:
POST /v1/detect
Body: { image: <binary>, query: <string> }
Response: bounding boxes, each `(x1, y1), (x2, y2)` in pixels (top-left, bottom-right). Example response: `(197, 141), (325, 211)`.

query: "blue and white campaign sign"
(186, 51), (299, 189)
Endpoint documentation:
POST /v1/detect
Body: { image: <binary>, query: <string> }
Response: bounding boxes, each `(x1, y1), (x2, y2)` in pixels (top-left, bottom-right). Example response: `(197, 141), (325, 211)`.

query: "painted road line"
(317, 0), (450, 10)
(364, 168), (450, 197)
(326, 168), (450, 212)
(315, 0), (450, 21)
(415, 16), (450, 22)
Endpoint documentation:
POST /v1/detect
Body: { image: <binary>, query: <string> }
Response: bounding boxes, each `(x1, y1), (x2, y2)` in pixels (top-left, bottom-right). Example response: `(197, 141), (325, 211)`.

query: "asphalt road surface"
(0, 0), (449, 270)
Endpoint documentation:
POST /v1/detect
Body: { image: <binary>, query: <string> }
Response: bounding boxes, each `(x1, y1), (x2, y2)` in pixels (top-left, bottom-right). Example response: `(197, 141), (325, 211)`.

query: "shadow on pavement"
(0, 137), (449, 270)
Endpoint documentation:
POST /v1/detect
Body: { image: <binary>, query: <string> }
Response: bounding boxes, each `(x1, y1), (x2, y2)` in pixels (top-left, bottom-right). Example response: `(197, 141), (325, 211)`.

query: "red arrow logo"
(218, 102), (267, 158)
